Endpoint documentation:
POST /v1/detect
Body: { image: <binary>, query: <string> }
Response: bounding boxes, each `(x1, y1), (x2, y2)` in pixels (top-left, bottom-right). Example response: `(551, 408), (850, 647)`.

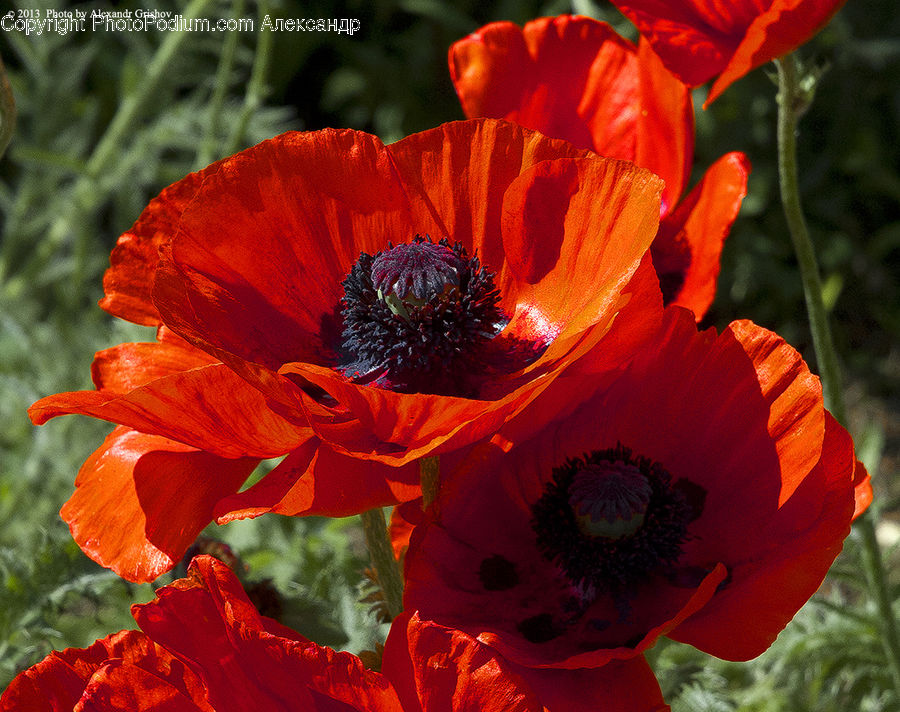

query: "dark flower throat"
(339, 236), (508, 394)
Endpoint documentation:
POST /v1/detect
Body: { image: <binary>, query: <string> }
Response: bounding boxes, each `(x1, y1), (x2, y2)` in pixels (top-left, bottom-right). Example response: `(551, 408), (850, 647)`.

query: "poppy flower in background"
(33, 119), (667, 476)
(607, 0), (848, 105)
(404, 306), (870, 671)
(449, 15), (750, 318)
(0, 556), (669, 712)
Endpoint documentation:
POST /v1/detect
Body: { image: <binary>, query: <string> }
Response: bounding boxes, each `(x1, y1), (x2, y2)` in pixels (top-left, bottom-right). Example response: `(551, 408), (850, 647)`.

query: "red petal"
(609, 1), (742, 86)
(499, 155), (661, 354)
(29, 362), (309, 459)
(382, 612), (545, 712)
(133, 556), (402, 711)
(152, 130), (414, 373)
(0, 631), (207, 712)
(214, 440), (420, 522)
(390, 499), (425, 562)
(670, 411), (856, 658)
(450, 18), (692, 211)
(60, 427), (257, 582)
(610, 0), (847, 104)
(77, 660), (209, 712)
(90, 336), (217, 394)
(653, 151), (750, 318)
(706, 0), (848, 105)
(509, 656), (668, 712)
(852, 459), (873, 521)
(634, 38), (693, 215)
(100, 166), (219, 326)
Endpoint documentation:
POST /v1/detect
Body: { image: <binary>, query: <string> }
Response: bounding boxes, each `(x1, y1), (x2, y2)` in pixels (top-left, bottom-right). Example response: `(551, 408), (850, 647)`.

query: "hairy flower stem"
(776, 53), (900, 694)
(420, 456), (440, 509)
(360, 508), (403, 620)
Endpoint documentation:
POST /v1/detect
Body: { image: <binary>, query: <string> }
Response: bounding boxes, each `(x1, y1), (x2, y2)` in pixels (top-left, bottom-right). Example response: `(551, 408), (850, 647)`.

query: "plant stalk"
(360, 508), (403, 620)
(775, 53), (900, 694)
(420, 456), (440, 509)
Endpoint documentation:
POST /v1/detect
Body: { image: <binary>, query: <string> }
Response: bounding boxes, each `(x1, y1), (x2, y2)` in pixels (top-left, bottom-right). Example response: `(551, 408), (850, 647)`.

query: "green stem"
(775, 55), (844, 422)
(775, 53), (900, 694)
(420, 456), (440, 509)
(359, 508), (403, 619)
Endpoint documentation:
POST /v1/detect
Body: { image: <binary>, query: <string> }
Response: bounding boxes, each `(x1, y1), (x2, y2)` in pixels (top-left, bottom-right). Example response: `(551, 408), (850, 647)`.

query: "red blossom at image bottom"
(0, 556), (668, 712)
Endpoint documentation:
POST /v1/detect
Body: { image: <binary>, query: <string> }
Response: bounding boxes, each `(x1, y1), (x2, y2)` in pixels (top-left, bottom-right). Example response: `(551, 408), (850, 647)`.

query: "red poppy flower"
(404, 306), (867, 670)
(33, 119), (666, 484)
(449, 16), (750, 318)
(608, 0), (848, 104)
(1, 556), (669, 711)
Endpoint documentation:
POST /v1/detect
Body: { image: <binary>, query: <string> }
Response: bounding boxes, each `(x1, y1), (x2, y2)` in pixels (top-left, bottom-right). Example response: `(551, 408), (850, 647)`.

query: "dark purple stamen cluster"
(339, 235), (505, 394)
(531, 444), (704, 592)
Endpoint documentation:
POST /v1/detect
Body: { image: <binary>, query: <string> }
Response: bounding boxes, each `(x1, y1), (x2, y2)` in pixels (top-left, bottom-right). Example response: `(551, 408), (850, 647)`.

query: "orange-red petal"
(100, 165), (221, 327)
(29, 361), (309, 459)
(61, 426), (257, 583)
(669, 411), (855, 658)
(0, 630), (208, 712)
(653, 151), (750, 318)
(706, 0), (849, 105)
(133, 556), (403, 711)
(610, 0), (848, 104)
(449, 18), (692, 213)
(382, 612), (546, 712)
(213, 440), (421, 522)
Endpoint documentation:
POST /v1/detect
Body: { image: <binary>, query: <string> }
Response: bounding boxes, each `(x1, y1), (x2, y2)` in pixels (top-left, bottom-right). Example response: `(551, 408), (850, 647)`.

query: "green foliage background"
(0, 0), (897, 708)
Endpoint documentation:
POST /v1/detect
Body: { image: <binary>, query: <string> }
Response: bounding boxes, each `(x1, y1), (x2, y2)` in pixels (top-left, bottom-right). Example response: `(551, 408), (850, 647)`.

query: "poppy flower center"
(339, 235), (507, 394)
(531, 444), (704, 592)
(568, 463), (652, 539)
(371, 241), (463, 319)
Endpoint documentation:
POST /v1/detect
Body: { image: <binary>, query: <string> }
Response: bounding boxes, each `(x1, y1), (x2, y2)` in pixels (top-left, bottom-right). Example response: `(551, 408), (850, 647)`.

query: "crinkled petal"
(133, 556), (402, 712)
(0, 631), (208, 712)
(382, 612), (546, 712)
(90, 335), (218, 395)
(60, 427), (257, 583)
(29, 362), (309, 459)
(152, 129), (414, 373)
(77, 660), (209, 712)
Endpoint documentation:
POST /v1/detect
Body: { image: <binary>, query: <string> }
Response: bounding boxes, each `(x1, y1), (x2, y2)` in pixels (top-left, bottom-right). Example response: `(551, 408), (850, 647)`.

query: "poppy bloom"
(0, 556), (668, 712)
(449, 15), (750, 318)
(32, 119), (666, 476)
(608, 0), (848, 105)
(404, 307), (869, 670)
